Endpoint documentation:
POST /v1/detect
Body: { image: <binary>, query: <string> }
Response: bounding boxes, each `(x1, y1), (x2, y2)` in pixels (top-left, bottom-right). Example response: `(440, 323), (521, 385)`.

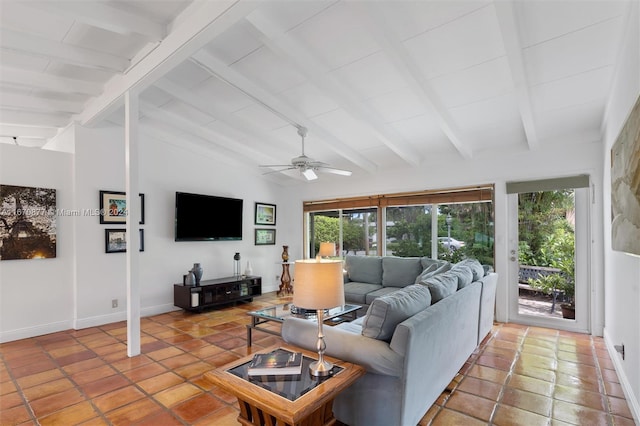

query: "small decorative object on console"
(234, 252), (241, 276)
(191, 263), (203, 285)
(247, 348), (303, 376)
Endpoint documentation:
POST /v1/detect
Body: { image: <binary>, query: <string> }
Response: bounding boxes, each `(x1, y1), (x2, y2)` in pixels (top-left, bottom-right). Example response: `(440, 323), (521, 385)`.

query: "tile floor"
(0, 291), (636, 426)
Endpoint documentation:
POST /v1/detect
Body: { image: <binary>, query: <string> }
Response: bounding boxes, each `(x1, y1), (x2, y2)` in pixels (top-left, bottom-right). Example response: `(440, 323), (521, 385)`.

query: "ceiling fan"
(259, 127), (352, 181)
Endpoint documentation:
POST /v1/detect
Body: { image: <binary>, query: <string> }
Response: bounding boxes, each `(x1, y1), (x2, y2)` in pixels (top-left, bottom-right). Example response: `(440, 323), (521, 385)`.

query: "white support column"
(125, 90), (141, 357)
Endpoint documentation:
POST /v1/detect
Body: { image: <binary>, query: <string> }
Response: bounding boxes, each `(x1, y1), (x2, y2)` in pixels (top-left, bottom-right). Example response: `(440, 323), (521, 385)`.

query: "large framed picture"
(255, 202), (276, 225)
(105, 229), (126, 253)
(255, 228), (276, 245)
(99, 191), (145, 224)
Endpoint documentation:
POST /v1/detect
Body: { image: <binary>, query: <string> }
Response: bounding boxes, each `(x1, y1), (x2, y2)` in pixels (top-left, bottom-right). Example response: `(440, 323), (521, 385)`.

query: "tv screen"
(175, 192), (243, 241)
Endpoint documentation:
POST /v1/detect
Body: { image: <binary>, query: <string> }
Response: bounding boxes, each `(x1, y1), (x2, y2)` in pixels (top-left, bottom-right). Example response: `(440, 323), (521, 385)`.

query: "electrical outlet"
(112, 299), (118, 308)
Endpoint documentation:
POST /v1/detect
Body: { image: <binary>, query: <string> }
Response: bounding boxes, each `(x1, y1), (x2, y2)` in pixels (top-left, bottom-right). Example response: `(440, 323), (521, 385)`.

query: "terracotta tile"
(608, 396), (634, 419)
(0, 404), (32, 425)
(38, 401), (97, 426)
(140, 340), (169, 354)
(493, 404), (550, 426)
(457, 376), (502, 401)
(612, 414), (638, 426)
(445, 391), (495, 421)
(604, 381), (626, 399)
(214, 337), (247, 350)
(524, 337), (557, 351)
(191, 344), (226, 359)
(93, 343), (127, 356)
(476, 354), (513, 371)
(134, 411), (184, 426)
(557, 350), (596, 366)
(431, 407), (487, 426)
(23, 377), (75, 402)
(123, 362), (167, 382)
(160, 353), (200, 369)
(467, 364), (509, 385)
(553, 384), (605, 411)
(556, 359), (597, 378)
(153, 382), (202, 407)
(93, 385), (146, 413)
(11, 359), (58, 379)
(552, 399), (609, 425)
(555, 371), (600, 393)
(55, 350), (97, 367)
(137, 371), (184, 394)
(146, 346), (184, 361)
(48, 344), (87, 359)
(174, 361), (214, 379)
(1, 391), (24, 410)
(71, 365), (117, 385)
(513, 364), (556, 383)
(16, 368), (64, 389)
(105, 398), (163, 425)
(602, 368), (621, 383)
(173, 393), (226, 423)
(62, 357), (106, 375)
(30, 387), (85, 417)
(81, 374), (130, 398)
(522, 343), (557, 358)
(516, 352), (558, 371)
(501, 387), (552, 417)
(6, 352), (50, 369)
(110, 354), (153, 372)
(508, 373), (554, 397)
(418, 404), (441, 425)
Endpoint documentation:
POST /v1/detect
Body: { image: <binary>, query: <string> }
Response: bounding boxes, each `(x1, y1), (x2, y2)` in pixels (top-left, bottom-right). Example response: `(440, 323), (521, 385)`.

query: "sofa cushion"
(361, 284), (431, 341)
(343, 282), (383, 304)
(365, 286), (402, 305)
(420, 257), (447, 270)
(456, 258), (484, 281)
(449, 264), (474, 289)
(345, 255), (383, 285)
(382, 257), (423, 287)
(419, 272), (458, 303)
(414, 261), (452, 283)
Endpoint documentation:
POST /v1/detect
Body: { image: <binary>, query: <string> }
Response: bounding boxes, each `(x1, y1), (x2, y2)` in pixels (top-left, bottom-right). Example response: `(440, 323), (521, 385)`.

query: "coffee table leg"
(246, 324), (252, 347)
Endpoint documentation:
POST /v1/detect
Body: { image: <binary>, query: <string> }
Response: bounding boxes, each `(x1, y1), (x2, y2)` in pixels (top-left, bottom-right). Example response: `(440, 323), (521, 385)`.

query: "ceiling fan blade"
(261, 167), (295, 175)
(317, 166), (352, 176)
(259, 164), (292, 168)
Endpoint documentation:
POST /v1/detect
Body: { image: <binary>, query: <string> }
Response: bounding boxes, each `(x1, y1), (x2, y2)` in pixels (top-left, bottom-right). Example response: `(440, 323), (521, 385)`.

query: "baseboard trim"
(0, 320), (74, 343)
(74, 304), (180, 330)
(603, 328), (640, 424)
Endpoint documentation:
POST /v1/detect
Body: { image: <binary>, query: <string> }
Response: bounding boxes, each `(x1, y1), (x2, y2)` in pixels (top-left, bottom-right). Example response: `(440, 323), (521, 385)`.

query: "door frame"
(507, 187), (591, 333)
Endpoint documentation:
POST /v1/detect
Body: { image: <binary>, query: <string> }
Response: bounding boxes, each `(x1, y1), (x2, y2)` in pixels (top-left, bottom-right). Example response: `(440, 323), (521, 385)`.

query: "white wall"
(602, 2), (640, 421)
(0, 144), (75, 342)
(71, 125), (294, 328)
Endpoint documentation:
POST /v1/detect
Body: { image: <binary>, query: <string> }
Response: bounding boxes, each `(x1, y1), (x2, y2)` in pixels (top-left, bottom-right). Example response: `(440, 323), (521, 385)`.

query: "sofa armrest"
(281, 317), (403, 377)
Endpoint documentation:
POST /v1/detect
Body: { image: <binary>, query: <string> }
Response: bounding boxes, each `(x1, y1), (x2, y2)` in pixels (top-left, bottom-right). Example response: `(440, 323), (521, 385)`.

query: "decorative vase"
(185, 271), (196, 286)
(234, 252), (241, 276)
(191, 263), (203, 285)
(282, 245), (289, 262)
(245, 260), (253, 276)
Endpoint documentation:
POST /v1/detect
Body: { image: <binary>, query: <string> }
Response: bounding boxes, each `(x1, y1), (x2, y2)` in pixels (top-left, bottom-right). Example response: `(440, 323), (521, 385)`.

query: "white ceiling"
(0, 0), (632, 183)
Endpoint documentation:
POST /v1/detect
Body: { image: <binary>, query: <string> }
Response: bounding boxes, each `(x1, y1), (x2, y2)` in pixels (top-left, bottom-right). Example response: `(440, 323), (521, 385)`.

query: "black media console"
(173, 275), (262, 311)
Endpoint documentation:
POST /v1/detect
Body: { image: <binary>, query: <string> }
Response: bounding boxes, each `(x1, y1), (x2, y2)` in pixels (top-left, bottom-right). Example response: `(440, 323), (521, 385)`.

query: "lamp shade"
(318, 242), (336, 257)
(293, 259), (345, 310)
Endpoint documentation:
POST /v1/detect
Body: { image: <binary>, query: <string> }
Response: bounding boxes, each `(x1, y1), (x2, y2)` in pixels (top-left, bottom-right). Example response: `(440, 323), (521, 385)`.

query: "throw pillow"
(361, 284), (431, 341)
(382, 256), (423, 287)
(420, 272), (458, 303)
(449, 264), (474, 289)
(456, 259), (484, 281)
(345, 255), (383, 284)
(414, 261), (452, 284)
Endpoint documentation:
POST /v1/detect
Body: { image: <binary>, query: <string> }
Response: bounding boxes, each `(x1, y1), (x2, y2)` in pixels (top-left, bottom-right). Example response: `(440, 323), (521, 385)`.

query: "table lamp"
(293, 259), (345, 376)
(317, 241), (336, 259)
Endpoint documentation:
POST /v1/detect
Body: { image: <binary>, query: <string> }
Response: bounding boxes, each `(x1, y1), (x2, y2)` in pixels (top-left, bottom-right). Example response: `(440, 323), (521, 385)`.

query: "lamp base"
(309, 359), (333, 377)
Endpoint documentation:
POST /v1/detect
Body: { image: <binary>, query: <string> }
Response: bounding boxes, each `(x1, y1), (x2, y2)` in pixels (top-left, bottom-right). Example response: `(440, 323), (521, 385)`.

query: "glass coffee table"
(246, 303), (361, 346)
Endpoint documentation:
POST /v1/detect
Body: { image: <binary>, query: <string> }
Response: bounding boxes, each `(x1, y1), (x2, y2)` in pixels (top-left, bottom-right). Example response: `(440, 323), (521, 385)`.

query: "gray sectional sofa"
(282, 255), (497, 426)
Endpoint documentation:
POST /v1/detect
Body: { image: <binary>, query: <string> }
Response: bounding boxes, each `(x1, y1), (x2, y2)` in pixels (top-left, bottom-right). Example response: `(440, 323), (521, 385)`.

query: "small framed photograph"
(100, 191), (126, 224)
(139, 229), (145, 252)
(255, 202), (276, 225)
(255, 228), (276, 245)
(99, 191), (146, 224)
(105, 229), (126, 253)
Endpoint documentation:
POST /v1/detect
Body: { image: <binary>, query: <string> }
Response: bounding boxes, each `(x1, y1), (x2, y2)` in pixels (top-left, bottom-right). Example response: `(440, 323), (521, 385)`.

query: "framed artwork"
(99, 191), (145, 224)
(255, 202), (276, 225)
(0, 184), (57, 260)
(255, 228), (276, 245)
(139, 229), (145, 252)
(611, 94), (640, 256)
(105, 229), (126, 253)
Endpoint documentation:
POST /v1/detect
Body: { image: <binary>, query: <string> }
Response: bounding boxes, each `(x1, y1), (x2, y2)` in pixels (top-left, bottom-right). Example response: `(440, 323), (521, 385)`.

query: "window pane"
(437, 202), (494, 266)
(309, 211), (340, 257)
(385, 205), (433, 257)
(342, 208), (377, 256)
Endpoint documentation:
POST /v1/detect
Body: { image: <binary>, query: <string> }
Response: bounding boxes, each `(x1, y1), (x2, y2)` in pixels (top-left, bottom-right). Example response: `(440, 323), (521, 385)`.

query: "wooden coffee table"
(204, 345), (365, 426)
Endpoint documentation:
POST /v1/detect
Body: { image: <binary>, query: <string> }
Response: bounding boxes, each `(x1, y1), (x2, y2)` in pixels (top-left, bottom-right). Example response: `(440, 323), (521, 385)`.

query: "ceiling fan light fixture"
(302, 168), (318, 180)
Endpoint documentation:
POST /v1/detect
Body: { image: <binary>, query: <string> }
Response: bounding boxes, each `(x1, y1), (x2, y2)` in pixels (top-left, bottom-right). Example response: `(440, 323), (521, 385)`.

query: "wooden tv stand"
(174, 275), (261, 312)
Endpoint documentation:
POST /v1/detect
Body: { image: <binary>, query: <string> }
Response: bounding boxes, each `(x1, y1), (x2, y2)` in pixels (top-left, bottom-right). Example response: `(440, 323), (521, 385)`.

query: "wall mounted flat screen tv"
(175, 192), (243, 241)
